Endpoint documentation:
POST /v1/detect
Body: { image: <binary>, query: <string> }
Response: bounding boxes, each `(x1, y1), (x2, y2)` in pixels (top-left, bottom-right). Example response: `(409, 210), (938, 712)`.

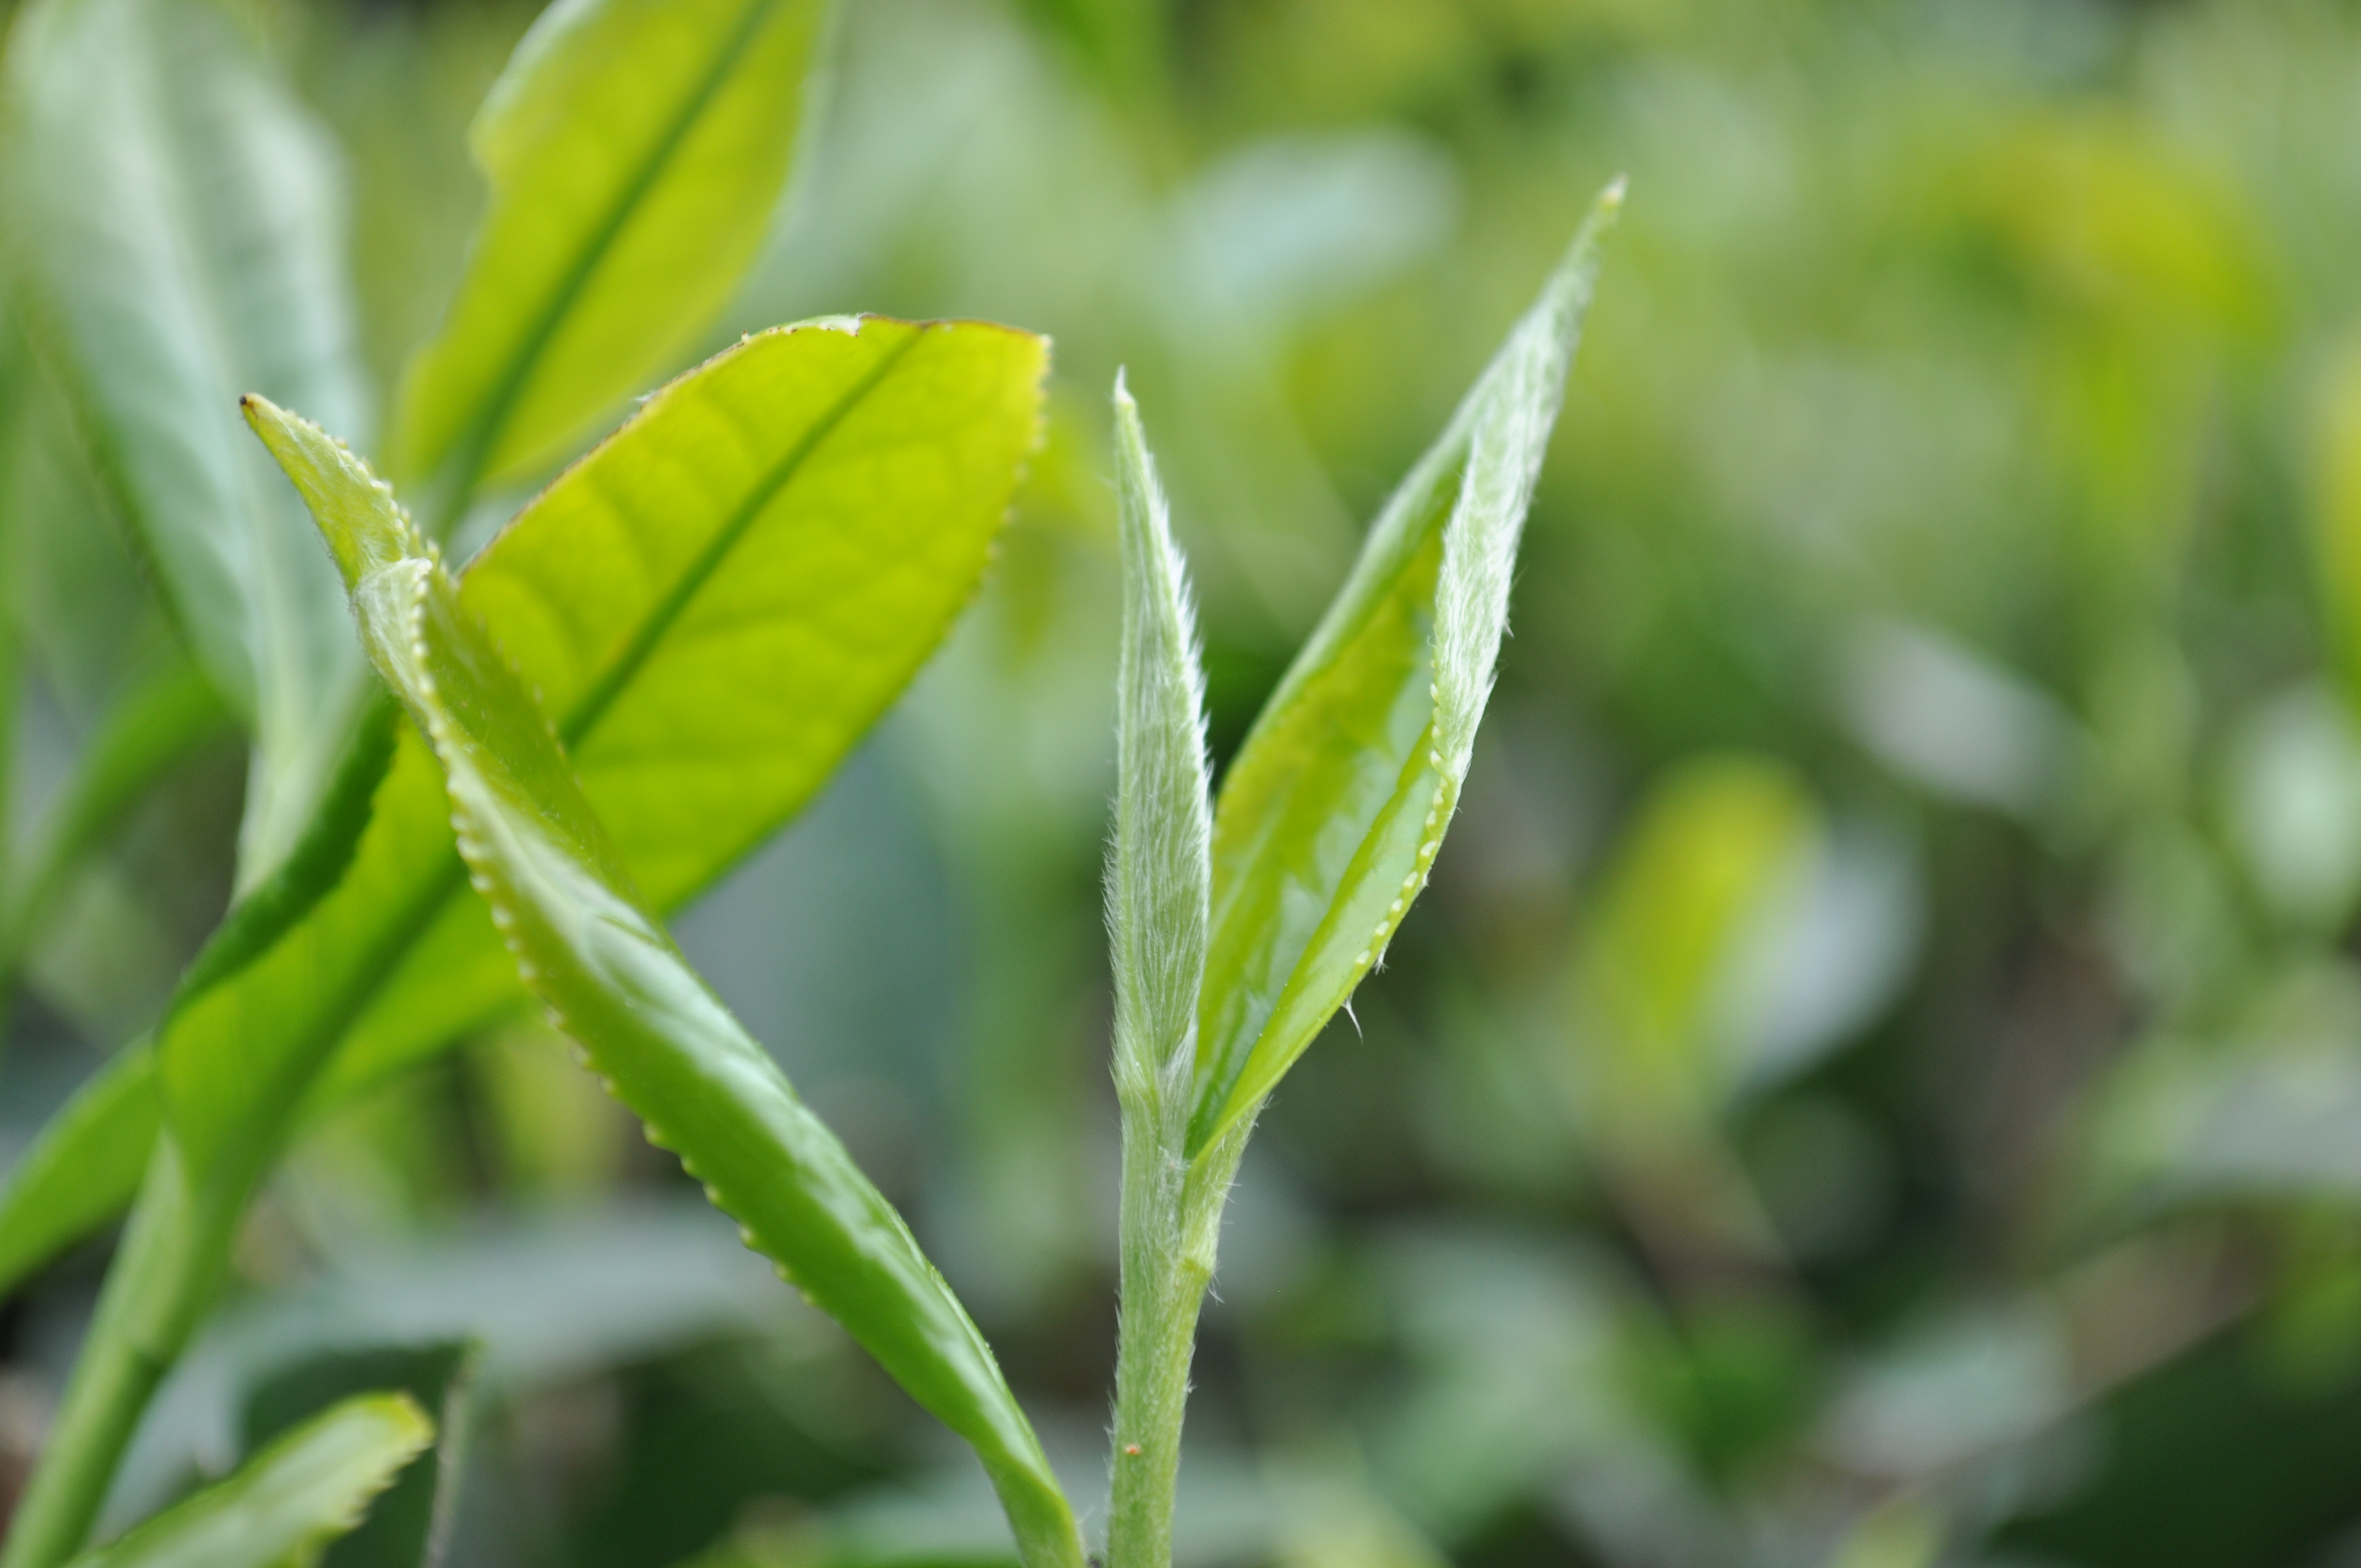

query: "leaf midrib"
(552, 323), (928, 745)
(431, 0), (788, 509)
(171, 320), (932, 1146)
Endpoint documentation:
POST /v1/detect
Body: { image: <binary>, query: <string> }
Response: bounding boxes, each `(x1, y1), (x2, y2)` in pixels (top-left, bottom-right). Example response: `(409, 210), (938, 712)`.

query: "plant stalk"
(1107, 1117), (1247, 1568)
(0, 1138), (245, 1568)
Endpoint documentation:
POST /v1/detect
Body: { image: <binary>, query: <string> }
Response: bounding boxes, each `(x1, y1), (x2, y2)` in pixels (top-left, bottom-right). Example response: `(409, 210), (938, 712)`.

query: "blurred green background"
(16, 0), (2361, 1564)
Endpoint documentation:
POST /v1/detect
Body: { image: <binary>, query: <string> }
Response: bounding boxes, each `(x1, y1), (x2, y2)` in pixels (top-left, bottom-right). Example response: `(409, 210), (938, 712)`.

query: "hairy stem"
(0, 1139), (244, 1568)
(1107, 1118), (1247, 1568)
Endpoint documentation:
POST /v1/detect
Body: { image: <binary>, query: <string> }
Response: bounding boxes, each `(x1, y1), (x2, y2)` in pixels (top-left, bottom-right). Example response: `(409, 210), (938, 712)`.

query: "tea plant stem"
(0, 1139), (244, 1568)
(1108, 1119), (1247, 1568)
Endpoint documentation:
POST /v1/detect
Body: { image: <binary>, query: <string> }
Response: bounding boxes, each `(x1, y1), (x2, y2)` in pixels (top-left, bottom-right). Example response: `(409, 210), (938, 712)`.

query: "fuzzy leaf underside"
(1108, 374), (1212, 1110)
(391, 0), (828, 498)
(247, 397), (1085, 1568)
(1188, 182), (1621, 1155)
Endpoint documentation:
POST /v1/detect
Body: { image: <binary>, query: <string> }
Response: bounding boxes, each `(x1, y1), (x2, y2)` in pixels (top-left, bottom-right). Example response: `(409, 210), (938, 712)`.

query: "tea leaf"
(63, 1395), (431, 1568)
(390, 0), (830, 511)
(0, 657), (232, 979)
(248, 396), (1087, 1568)
(4, 0), (373, 885)
(240, 1344), (478, 1568)
(313, 316), (1045, 1103)
(0, 318), (1040, 1281)
(1103, 377), (1215, 1566)
(1187, 182), (1620, 1155)
(1108, 372), (1212, 1120)
(0, 1043), (157, 1298)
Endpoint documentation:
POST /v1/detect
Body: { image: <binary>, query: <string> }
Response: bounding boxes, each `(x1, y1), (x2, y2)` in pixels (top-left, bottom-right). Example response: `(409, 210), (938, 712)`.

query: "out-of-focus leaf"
(1836, 619), (2082, 821)
(390, 0), (830, 508)
(241, 1345), (477, 1568)
(0, 1043), (157, 1300)
(2314, 335), (2361, 707)
(2082, 966), (2361, 1217)
(0, 657), (233, 975)
(244, 396), (1086, 1568)
(4, 0), (372, 885)
(1187, 182), (1620, 1153)
(2222, 686), (2361, 933)
(1577, 754), (1818, 1126)
(0, 316), (1042, 1288)
(113, 1201), (804, 1522)
(64, 1394), (430, 1568)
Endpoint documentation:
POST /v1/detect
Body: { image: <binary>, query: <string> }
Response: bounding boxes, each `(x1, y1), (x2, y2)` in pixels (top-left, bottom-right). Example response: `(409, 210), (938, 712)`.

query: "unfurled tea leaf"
(390, 0), (830, 510)
(0, 319), (1041, 1286)
(1188, 182), (1620, 1155)
(248, 396), (1086, 1568)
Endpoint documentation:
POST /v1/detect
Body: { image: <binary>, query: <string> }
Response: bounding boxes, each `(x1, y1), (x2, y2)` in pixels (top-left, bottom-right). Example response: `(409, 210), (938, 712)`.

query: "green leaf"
(0, 657), (235, 978)
(389, 0), (831, 510)
(0, 1043), (157, 1299)
(312, 315), (1045, 1101)
(0, 316), (1041, 1285)
(244, 395), (1086, 1568)
(1104, 376), (1214, 1566)
(1575, 755), (1818, 1129)
(1186, 181), (1622, 1155)
(4, 0), (373, 885)
(241, 1344), (478, 1568)
(1108, 371), (1211, 1117)
(62, 1395), (431, 1568)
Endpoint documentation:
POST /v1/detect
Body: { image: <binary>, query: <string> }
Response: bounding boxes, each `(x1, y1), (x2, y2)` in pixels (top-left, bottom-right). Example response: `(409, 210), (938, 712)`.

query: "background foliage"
(9, 0), (2361, 1564)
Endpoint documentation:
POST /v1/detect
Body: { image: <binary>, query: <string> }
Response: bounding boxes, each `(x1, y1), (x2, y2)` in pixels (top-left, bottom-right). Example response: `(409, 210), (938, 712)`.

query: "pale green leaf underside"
(1187, 182), (1622, 1155)
(64, 1394), (429, 1568)
(5, 0), (373, 885)
(248, 398), (1084, 1568)
(391, 0), (826, 499)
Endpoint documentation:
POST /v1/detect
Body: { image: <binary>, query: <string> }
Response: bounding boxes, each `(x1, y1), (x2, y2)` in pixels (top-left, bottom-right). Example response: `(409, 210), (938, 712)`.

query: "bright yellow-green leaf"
(4, 0), (373, 885)
(2313, 333), (2361, 705)
(62, 1395), (431, 1568)
(249, 394), (1086, 1568)
(1186, 183), (1621, 1155)
(0, 317), (1041, 1277)
(1577, 754), (1818, 1127)
(390, 0), (829, 508)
